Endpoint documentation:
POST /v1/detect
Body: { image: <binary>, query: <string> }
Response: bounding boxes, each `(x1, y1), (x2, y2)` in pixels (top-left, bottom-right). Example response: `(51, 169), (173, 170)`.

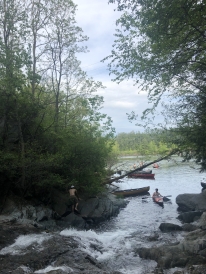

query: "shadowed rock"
(159, 223), (182, 232)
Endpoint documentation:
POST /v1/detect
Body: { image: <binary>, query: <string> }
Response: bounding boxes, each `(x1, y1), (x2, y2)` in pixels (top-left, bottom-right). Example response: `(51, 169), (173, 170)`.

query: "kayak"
(153, 196), (164, 207)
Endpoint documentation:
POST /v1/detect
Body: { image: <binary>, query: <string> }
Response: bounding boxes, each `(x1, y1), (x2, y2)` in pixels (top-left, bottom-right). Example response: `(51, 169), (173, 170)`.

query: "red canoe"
(128, 173), (155, 179)
(153, 196), (164, 206)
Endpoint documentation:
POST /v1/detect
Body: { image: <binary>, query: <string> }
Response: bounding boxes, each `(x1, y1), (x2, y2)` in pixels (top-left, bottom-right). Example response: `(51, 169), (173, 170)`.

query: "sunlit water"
(1, 158), (205, 274)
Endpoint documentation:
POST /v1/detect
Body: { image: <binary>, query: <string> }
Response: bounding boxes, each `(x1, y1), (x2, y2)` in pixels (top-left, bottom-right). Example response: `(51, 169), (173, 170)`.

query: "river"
(1, 157), (205, 274)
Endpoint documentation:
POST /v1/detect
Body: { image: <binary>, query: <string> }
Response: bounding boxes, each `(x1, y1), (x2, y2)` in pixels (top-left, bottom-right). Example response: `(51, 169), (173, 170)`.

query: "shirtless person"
(68, 185), (80, 213)
(152, 188), (162, 198)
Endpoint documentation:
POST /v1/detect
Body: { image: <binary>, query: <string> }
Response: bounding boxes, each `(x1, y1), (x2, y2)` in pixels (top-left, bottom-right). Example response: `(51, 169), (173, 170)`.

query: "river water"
(1, 157), (205, 274)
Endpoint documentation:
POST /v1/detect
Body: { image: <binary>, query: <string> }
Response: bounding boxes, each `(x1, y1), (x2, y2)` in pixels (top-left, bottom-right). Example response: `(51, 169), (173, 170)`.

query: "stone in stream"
(176, 189), (206, 212)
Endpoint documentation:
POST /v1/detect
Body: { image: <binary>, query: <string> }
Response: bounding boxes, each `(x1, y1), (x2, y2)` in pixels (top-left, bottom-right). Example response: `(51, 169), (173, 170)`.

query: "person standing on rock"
(68, 185), (80, 213)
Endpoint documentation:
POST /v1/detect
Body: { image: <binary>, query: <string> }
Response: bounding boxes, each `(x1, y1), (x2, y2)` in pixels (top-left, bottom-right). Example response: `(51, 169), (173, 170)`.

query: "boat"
(153, 196), (164, 207)
(201, 182), (206, 189)
(128, 173), (155, 179)
(112, 186), (150, 197)
(134, 169), (152, 174)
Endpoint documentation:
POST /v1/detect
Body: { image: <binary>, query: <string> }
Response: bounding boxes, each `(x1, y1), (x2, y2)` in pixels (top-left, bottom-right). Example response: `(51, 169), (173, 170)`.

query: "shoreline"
(0, 189), (206, 273)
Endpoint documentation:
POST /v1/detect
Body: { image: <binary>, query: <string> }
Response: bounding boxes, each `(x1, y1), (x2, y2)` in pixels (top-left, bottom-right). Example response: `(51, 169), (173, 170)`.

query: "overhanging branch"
(103, 149), (179, 185)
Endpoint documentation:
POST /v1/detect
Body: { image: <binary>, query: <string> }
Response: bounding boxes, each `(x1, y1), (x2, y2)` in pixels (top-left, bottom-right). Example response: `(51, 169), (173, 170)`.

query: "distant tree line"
(114, 131), (176, 156)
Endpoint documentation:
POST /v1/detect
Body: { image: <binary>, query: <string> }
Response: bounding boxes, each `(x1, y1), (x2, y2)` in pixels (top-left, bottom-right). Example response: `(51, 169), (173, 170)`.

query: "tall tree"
(106, 0), (206, 170)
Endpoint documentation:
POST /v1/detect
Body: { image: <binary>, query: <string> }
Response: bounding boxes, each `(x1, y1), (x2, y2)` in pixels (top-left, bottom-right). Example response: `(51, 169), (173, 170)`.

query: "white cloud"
(74, 0), (159, 133)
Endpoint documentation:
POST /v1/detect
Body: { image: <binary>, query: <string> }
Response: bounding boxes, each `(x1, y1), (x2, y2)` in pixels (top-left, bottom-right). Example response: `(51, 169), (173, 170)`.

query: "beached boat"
(128, 173), (155, 179)
(153, 196), (164, 207)
(112, 186), (150, 197)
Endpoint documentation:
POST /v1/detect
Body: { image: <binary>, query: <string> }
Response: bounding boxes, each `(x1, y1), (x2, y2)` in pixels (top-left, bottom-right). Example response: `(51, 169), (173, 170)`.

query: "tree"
(106, 0), (206, 170)
(0, 0), (115, 198)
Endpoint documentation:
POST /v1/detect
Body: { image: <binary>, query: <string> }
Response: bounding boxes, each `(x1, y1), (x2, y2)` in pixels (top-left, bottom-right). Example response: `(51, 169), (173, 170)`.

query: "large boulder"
(176, 189), (206, 211)
(57, 213), (86, 229)
(51, 189), (127, 225)
(77, 193), (128, 224)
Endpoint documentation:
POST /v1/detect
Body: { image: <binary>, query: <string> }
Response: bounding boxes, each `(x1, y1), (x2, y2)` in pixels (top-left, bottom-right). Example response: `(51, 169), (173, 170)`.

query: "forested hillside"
(0, 0), (115, 201)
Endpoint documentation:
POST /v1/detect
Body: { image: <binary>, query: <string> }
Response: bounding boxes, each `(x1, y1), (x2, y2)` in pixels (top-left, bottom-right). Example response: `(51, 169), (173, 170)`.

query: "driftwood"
(103, 149), (178, 185)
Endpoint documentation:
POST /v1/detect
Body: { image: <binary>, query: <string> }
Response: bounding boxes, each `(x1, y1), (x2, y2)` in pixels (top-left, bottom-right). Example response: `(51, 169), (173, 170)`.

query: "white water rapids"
(1, 158), (205, 273)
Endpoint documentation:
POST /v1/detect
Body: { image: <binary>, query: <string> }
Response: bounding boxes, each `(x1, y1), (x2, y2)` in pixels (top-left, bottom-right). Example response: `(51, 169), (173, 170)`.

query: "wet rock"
(198, 212), (206, 230)
(136, 226), (206, 269)
(0, 226), (116, 274)
(147, 232), (159, 241)
(159, 223), (182, 232)
(177, 211), (203, 223)
(186, 265), (206, 274)
(57, 213), (86, 229)
(182, 223), (197, 232)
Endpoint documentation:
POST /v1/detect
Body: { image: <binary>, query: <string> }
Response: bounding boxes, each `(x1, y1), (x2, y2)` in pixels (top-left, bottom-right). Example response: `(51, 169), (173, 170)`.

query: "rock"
(0, 190), (127, 230)
(57, 213), (86, 229)
(177, 211), (203, 223)
(51, 190), (70, 216)
(186, 265), (206, 274)
(0, 227), (116, 274)
(51, 190), (127, 226)
(182, 223), (197, 232)
(77, 193), (127, 225)
(159, 223), (182, 232)
(136, 226), (206, 269)
(147, 232), (159, 241)
(176, 190), (206, 211)
(198, 212), (206, 230)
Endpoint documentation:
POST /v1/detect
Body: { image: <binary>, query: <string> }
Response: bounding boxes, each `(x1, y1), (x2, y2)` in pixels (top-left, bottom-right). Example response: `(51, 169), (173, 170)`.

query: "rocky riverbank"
(0, 190), (127, 274)
(136, 189), (206, 274)
(0, 189), (206, 274)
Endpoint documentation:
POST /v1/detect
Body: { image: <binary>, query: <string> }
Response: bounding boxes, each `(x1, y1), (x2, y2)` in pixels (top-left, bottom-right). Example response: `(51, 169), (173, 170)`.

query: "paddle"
(142, 195), (172, 199)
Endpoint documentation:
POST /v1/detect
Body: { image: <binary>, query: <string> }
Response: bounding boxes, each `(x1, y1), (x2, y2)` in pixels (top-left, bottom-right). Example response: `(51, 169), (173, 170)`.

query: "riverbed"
(1, 157), (205, 274)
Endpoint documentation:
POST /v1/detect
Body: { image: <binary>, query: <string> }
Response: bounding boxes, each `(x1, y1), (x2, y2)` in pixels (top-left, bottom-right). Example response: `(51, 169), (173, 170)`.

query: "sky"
(74, 0), (155, 134)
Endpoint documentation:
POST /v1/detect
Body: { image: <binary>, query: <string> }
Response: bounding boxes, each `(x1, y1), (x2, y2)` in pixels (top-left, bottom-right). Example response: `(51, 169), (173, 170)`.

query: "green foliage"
(115, 131), (174, 156)
(106, 0), (206, 171)
(0, 0), (115, 199)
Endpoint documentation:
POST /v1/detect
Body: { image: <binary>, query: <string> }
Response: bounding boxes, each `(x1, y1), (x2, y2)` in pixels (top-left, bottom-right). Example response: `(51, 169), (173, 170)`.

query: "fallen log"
(103, 149), (179, 185)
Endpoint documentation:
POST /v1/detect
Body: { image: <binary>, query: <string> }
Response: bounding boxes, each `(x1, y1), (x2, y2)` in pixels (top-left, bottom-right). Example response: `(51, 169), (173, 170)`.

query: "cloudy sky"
(74, 0), (154, 134)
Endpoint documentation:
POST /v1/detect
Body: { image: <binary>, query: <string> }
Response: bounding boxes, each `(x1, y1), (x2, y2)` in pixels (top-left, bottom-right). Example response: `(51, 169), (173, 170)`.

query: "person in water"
(68, 185), (80, 213)
(152, 188), (162, 197)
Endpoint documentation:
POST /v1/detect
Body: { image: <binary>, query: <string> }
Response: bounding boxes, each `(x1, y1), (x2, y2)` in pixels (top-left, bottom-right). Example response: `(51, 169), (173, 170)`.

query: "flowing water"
(1, 157), (206, 274)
